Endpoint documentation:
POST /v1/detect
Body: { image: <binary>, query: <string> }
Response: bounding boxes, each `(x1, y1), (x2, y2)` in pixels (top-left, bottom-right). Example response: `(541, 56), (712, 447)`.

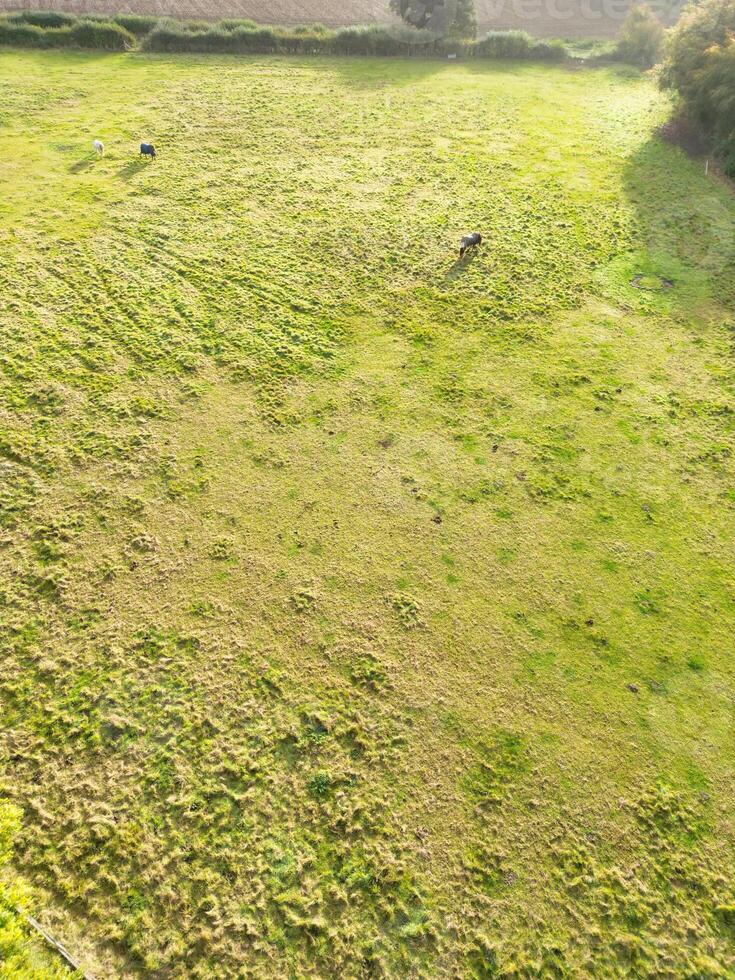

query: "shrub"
(143, 23), (280, 54)
(0, 15), (134, 50)
(331, 24), (442, 56)
(70, 19), (135, 50)
(8, 9), (74, 28)
(113, 14), (159, 36)
(0, 20), (53, 47)
(141, 25), (204, 52)
(531, 38), (568, 61)
(663, 0), (735, 95)
(662, 0), (735, 167)
(615, 4), (664, 67)
(474, 30), (533, 58)
(331, 25), (385, 55)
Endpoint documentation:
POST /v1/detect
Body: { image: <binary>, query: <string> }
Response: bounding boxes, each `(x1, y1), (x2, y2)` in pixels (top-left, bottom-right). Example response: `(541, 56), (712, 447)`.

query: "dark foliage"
(662, 0), (735, 173)
(390, 0), (477, 37)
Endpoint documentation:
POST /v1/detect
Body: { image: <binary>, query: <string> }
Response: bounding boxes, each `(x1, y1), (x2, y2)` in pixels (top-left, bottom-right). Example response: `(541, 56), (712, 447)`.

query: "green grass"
(0, 48), (734, 977)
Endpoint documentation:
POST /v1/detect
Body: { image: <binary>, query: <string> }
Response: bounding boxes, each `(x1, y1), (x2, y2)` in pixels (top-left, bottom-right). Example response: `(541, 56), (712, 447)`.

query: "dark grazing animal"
(459, 232), (482, 258)
(140, 143), (156, 159)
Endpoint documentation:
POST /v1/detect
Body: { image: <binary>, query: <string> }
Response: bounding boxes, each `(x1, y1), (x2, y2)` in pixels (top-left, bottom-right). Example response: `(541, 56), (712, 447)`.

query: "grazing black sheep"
(459, 232), (482, 258)
(140, 143), (156, 159)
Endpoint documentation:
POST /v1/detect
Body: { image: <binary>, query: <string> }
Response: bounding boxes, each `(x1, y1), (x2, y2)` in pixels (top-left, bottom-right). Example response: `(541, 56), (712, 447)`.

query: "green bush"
(662, 0), (735, 164)
(474, 30), (533, 58)
(615, 4), (664, 67)
(0, 14), (134, 50)
(0, 20), (52, 47)
(331, 24), (443, 56)
(70, 19), (135, 50)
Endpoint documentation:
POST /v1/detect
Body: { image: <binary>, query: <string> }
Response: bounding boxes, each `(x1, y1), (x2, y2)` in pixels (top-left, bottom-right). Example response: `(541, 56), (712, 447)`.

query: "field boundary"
(0, 10), (630, 61)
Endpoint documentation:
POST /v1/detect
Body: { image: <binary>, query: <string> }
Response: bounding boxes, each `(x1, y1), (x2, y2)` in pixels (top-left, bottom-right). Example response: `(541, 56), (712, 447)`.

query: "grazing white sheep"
(93, 140), (104, 156)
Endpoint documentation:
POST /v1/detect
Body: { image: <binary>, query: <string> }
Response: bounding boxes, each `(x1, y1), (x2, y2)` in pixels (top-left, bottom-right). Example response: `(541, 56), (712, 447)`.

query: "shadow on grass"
(444, 249), (480, 281)
(620, 135), (735, 312)
(68, 155), (96, 174)
(117, 159), (150, 180)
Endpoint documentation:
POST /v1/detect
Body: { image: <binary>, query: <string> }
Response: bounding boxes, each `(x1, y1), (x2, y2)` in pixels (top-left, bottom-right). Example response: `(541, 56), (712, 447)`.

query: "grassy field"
(1, 47), (734, 978)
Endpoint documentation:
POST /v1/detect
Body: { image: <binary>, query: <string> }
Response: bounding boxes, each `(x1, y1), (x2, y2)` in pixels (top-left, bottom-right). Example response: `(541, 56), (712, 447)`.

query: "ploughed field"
(1, 49), (735, 978)
(0, 1), (634, 38)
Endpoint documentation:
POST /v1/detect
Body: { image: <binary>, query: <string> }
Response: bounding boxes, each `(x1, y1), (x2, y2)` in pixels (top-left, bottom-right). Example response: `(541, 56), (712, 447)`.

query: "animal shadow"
(68, 155), (96, 174)
(117, 159), (149, 180)
(444, 249), (480, 282)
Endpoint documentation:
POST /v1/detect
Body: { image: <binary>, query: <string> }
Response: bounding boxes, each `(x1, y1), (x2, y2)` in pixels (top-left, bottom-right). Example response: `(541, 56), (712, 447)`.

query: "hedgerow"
(0, 11), (569, 61)
(0, 15), (134, 50)
(141, 22), (569, 59)
(475, 30), (567, 60)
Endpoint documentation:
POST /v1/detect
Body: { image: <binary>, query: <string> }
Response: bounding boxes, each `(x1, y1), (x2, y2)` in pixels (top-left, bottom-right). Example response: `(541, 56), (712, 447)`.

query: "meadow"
(0, 47), (734, 978)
